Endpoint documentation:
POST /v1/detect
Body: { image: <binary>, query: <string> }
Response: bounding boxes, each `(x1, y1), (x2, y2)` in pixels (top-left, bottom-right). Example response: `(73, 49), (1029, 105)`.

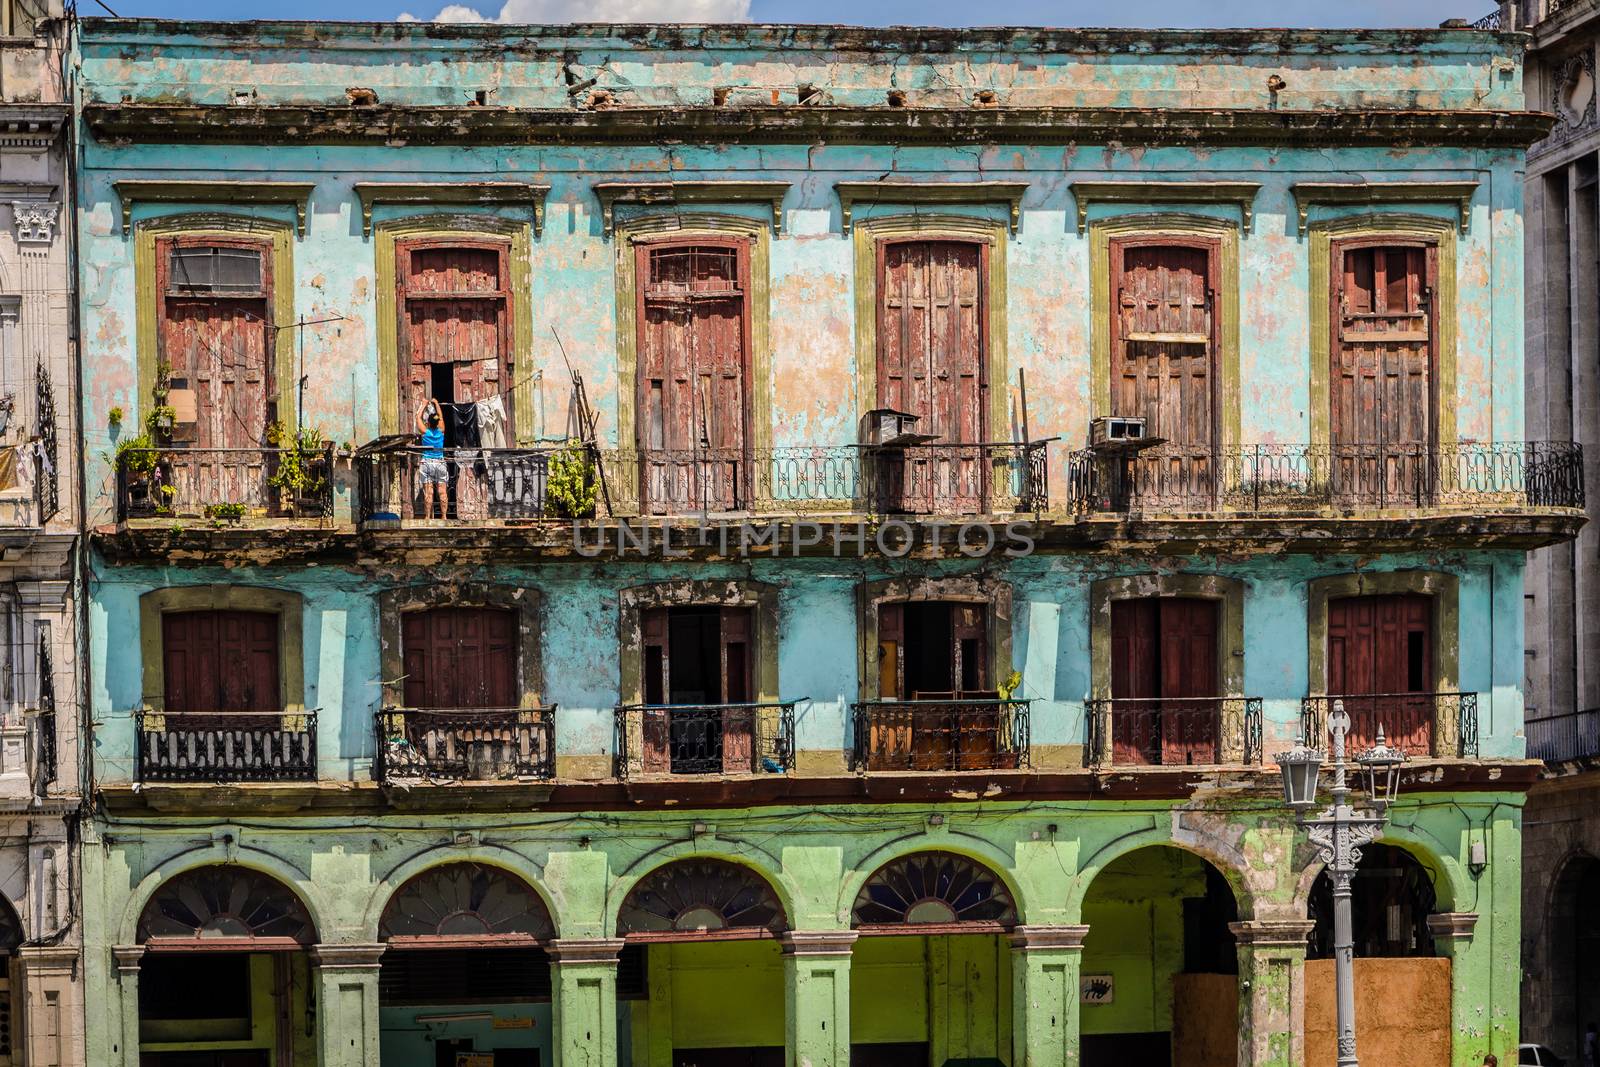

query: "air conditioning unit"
(860, 408), (937, 447)
(1089, 416), (1147, 447)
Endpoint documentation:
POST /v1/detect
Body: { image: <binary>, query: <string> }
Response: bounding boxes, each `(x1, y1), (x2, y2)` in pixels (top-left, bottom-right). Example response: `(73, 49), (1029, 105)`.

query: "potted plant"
(546, 440), (599, 519)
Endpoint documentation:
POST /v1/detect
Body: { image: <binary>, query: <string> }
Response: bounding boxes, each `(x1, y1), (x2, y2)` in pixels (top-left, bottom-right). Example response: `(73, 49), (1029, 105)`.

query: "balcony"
(355, 441), (1047, 524)
(850, 698), (1030, 771)
(135, 709), (317, 782)
(1526, 709), (1600, 763)
(1300, 693), (1479, 759)
(116, 446), (335, 524)
(614, 702), (795, 777)
(1066, 442), (1584, 516)
(374, 707), (556, 782)
(1085, 697), (1263, 767)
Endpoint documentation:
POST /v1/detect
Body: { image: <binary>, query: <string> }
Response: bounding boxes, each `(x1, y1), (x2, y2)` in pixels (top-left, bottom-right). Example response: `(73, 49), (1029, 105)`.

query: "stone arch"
(613, 855), (790, 940)
(363, 844), (555, 942)
(118, 844), (328, 948)
(838, 832), (1030, 927)
(1302, 840), (1444, 959)
(1290, 827), (1462, 917)
(134, 862), (318, 948)
(1068, 823), (1257, 922)
(0, 892), (22, 953)
(1545, 849), (1600, 1058)
(378, 861), (555, 946)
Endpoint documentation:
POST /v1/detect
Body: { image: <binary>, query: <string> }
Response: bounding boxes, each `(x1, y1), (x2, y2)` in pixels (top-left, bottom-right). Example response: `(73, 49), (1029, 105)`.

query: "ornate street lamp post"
(1275, 700), (1406, 1067)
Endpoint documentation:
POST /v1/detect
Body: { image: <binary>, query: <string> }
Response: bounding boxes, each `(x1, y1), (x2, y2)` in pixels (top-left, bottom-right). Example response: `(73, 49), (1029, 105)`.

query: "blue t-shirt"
(420, 427), (445, 459)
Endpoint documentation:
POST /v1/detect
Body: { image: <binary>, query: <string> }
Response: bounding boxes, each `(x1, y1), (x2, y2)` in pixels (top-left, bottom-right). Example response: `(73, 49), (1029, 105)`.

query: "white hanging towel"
(477, 395), (510, 449)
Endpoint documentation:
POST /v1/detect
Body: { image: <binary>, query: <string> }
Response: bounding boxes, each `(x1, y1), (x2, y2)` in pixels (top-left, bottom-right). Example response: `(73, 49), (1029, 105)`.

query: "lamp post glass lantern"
(1276, 700), (1407, 1067)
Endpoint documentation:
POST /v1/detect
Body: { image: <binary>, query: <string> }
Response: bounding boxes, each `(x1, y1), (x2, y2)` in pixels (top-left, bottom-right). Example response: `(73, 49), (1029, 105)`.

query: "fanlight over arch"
(137, 865), (316, 949)
(380, 863), (554, 946)
(617, 859), (787, 940)
(852, 851), (1017, 932)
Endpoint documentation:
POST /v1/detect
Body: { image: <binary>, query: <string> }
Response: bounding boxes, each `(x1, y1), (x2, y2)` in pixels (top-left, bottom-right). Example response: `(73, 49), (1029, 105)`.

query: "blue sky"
(94, 0), (1487, 30)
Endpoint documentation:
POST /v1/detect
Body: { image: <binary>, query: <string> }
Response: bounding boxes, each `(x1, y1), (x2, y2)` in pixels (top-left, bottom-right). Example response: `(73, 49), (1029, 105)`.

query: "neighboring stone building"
(70, 19), (1565, 1067)
(1500, 0), (1600, 1057)
(0, 2), (82, 1065)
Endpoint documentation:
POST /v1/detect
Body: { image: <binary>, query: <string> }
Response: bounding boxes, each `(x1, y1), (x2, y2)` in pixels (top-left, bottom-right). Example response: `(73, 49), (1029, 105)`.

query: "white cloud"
(398, 0), (751, 23)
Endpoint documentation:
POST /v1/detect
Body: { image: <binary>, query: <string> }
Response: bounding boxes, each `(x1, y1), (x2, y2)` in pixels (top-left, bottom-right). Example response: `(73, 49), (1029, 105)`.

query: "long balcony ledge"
(135, 708), (317, 783)
(1085, 696), (1263, 768)
(356, 441), (1048, 525)
(116, 445), (336, 526)
(614, 701), (796, 778)
(1067, 441), (1584, 517)
(1300, 691), (1479, 760)
(1527, 708), (1600, 765)
(850, 697), (1031, 772)
(374, 705), (556, 783)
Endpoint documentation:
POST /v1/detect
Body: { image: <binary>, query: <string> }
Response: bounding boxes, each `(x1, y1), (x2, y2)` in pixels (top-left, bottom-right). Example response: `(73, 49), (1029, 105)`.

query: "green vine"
(203, 502), (246, 525)
(266, 420), (329, 501)
(546, 441), (598, 519)
(114, 434), (161, 475)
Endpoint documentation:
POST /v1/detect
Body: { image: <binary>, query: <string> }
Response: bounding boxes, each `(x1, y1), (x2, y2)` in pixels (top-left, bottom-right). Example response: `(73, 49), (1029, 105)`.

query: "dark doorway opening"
(1307, 843), (1437, 958)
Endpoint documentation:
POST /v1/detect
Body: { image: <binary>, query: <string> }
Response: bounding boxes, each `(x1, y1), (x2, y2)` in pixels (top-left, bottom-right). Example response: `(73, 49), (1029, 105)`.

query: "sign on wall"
(1080, 974), (1115, 1004)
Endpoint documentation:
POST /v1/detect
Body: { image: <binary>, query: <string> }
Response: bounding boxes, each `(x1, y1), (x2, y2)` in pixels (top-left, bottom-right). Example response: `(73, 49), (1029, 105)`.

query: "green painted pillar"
(111, 945), (144, 1067)
(551, 938), (625, 1067)
(1229, 920), (1315, 1067)
(1426, 912), (1482, 1066)
(1009, 925), (1088, 1067)
(782, 931), (856, 1067)
(312, 944), (384, 1067)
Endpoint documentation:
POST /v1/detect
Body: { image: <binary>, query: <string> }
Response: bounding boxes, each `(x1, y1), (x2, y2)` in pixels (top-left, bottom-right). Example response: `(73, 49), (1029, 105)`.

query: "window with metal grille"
(645, 245), (741, 298)
(617, 943), (648, 1000)
(378, 947), (552, 1004)
(167, 246), (265, 296)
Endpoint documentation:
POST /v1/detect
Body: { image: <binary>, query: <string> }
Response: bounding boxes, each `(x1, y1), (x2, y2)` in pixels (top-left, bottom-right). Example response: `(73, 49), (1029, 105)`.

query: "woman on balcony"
(414, 398), (449, 520)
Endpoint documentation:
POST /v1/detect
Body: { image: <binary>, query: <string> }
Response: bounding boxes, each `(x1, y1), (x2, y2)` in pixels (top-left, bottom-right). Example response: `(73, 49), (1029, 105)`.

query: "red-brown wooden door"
(1330, 240), (1436, 505)
(1110, 239), (1218, 509)
(636, 241), (751, 514)
(1110, 597), (1219, 765)
(1327, 593), (1433, 754)
(877, 239), (987, 514)
(397, 240), (512, 421)
(158, 239), (275, 509)
(400, 607), (518, 709)
(162, 610), (280, 712)
(638, 605), (756, 773)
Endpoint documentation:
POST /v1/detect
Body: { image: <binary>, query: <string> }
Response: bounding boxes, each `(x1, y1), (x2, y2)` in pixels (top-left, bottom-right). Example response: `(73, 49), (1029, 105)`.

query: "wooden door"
(1327, 593), (1433, 753)
(1330, 241), (1435, 505)
(950, 602), (1001, 769)
(397, 240), (512, 424)
(877, 239), (986, 513)
(162, 610), (279, 712)
(640, 607), (672, 774)
(868, 602), (912, 770)
(636, 241), (751, 514)
(400, 607), (517, 709)
(1110, 598), (1219, 765)
(1110, 239), (1218, 508)
(719, 606), (754, 772)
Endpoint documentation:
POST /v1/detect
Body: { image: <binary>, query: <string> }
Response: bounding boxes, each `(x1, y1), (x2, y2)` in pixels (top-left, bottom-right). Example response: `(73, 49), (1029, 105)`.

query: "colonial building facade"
(0, 2), (82, 1065)
(1499, 0), (1600, 1058)
(71, 19), (1566, 1067)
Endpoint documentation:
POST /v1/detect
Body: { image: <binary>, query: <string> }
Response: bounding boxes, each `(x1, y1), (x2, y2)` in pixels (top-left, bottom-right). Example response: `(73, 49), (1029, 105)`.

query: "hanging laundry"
(0, 446), (20, 492)
(476, 395), (509, 450)
(449, 402), (482, 449)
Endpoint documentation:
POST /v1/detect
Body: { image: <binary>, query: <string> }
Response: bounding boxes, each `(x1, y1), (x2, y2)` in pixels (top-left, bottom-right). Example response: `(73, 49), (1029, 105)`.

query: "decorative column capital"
(310, 942), (386, 971)
(1228, 920), (1316, 947)
(1009, 924), (1090, 952)
(11, 200), (58, 245)
(548, 937), (626, 964)
(111, 944), (145, 975)
(780, 930), (858, 957)
(1424, 912), (1479, 941)
(14, 944), (78, 971)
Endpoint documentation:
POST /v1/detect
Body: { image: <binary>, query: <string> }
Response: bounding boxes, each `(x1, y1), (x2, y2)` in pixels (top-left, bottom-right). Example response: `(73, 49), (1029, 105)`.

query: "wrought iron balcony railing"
(850, 698), (1030, 771)
(1066, 442), (1583, 516)
(614, 701), (795, 777)
(117, 446), (335, 523)
(135, 709), (317, 782)
(1526, 708), (1600, 763)
(1085, 696), (1263, 768)
(356, 441), (1047, 523)
(374, 706), (556, 782)
(1300, 693), (1478, 759)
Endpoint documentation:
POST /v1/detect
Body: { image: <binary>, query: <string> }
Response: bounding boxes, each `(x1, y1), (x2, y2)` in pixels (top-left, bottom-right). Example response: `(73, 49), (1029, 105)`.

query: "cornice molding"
(1424, 911), (1480, 940)
(780, 930), (859, 956)
(1069, 180), (1260, 234)
(1228, 919), (1317, 947)
(835, 180), (1028, 234)
(83, 104), (1557, 152)
(111, 179), (316, 238)
(547, 937), (626, 963)
(1009, 924), (1090, 951)
(353, 180), (550, 238)
(593, 179), (790, 237)
(1289, 180), (1480, 236)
